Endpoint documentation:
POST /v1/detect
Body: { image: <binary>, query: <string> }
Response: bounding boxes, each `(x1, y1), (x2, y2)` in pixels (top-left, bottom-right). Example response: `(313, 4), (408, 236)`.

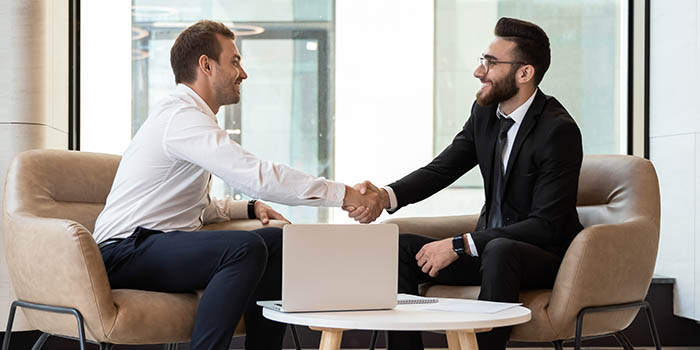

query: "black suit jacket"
(389, 90), (584, 256)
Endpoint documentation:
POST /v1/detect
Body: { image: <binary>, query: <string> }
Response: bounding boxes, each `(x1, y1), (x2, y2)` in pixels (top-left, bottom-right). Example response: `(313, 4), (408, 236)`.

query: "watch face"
(452, 235), (465, 252)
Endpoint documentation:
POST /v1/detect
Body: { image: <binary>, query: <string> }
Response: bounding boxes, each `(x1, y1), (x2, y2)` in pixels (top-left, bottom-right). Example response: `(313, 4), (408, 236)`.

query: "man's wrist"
(452, 234), (468, 257)
(378, 188), (391, 209)
(247, 200), (257, 219)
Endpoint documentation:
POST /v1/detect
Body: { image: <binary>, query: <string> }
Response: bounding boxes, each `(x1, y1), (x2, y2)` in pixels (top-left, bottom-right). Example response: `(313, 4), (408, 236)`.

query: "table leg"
(446, 330), (478, 350)
(309, 327), (345, 350)
(446, 330), (462, 350)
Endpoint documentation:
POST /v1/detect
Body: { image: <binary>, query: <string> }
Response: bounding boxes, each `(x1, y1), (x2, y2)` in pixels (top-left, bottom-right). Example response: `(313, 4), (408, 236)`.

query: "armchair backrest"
(547, 154), (661, 337)
(576, 155), (660, 228)
(3, 149), (120, 232)
(2, 150), (121, 338)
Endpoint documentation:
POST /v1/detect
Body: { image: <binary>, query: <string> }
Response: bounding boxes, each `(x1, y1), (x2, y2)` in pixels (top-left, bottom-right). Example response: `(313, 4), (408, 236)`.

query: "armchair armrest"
(381, 214), (479, 240)
(201, 219), (288, 231)
(546, 217), (659, 337)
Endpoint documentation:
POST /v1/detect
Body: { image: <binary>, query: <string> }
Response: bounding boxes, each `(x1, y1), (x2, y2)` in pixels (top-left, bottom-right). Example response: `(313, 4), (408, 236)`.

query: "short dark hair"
(494, 17), (550, 85)
(170, 20), (236, 84)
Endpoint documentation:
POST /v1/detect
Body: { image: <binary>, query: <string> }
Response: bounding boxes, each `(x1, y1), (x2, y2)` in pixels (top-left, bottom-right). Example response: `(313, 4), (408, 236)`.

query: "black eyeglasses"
(478, 56), (529, 73)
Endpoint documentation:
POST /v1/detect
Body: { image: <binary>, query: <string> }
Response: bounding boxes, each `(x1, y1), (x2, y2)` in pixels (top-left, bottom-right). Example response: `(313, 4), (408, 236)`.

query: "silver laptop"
(258, 224), (398, 312)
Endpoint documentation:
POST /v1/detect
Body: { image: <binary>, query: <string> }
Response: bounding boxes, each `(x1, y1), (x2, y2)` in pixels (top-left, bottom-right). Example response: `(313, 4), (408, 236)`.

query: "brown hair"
(494, 17), (550, 85)
(170, 20), (236, 84)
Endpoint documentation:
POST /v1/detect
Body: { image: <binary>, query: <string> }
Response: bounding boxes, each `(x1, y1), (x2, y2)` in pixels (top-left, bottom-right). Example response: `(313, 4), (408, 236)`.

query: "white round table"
(263, 301), (531, 350)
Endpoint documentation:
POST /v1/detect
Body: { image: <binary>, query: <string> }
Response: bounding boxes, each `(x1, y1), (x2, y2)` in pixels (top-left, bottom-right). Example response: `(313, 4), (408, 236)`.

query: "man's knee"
(225, 231), (268, 264)
(256, 226), (282, 243)
(253, 226), (282, 254)
(398, 233), (425, 258)
(481, 238), (520, 264)
(399, 233), (428, 249)
(255, 226), (282, 237)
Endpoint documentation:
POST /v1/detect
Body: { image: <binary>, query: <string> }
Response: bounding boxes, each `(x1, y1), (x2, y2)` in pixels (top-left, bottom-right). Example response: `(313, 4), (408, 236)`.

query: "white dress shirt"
(384, 89), (538, 256)
(93, 84), (345, 243)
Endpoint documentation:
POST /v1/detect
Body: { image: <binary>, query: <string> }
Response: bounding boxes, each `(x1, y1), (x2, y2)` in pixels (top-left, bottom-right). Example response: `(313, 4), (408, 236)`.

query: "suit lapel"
(503, 90), (546, 186)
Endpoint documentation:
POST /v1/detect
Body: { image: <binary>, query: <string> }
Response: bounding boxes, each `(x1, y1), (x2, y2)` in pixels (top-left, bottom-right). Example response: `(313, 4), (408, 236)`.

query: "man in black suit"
(346, 17), (584, 349)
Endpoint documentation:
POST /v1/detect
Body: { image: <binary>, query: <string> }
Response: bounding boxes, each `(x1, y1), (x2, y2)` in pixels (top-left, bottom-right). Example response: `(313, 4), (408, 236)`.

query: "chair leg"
(575, 308), (584, 350)
(2, 301), (87, 350)
(290, 324), (302, 350)
(31, 332), (50, 350)
(643, 302), (663, 350)
(552, 339), (564, 350)
(99, 343), (113, 350)
(369, 330), (379, 350)
(613, 332), (635, 350)
(1, 302), (18, 350)
(69, 307), (88, 350)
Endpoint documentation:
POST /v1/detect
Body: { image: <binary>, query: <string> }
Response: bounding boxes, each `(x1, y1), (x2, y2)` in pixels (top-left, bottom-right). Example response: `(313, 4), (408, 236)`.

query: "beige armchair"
(1, 149), (287, 349)
(380, 155), (662, 349)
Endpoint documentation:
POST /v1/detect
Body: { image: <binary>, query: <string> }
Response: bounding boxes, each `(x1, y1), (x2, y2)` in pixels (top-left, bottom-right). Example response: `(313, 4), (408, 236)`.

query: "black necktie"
(487, 116), (515, 229)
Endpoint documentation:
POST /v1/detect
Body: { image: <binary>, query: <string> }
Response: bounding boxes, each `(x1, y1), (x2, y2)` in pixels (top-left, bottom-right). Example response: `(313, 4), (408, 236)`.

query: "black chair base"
(560, 300), (663, 350)
(2, 300), (178, 350)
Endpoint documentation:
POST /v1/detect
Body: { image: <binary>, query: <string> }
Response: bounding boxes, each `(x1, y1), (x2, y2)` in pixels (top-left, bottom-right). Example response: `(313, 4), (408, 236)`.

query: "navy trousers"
(388, 233), (562, 350)
(100, 226), (285, 350)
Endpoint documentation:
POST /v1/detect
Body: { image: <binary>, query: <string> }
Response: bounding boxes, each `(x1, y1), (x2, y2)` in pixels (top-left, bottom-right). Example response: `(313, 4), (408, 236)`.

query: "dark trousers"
(388, 234), (562, 350)
(100, 226), (284, 350)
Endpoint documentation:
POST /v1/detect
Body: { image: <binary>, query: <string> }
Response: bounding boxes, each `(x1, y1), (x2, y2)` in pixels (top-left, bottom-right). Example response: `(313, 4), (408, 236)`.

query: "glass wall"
(81, 0), (628, 224)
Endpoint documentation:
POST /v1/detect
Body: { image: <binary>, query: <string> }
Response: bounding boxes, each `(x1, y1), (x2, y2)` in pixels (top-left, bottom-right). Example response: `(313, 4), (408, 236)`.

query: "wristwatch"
(452, 234), (468, 257)
(247, 199), (257, 219)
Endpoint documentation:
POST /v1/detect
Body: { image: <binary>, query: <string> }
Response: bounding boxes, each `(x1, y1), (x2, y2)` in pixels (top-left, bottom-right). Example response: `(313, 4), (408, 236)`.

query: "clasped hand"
(341, 180), (389, 224)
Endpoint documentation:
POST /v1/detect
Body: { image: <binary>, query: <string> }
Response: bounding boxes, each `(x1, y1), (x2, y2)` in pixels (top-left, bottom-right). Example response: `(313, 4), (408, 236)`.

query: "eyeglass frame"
(478, 55), (529, 74)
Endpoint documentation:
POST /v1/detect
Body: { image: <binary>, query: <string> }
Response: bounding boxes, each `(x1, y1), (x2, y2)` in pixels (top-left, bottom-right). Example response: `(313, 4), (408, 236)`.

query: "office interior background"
(1, 0), (700, 348)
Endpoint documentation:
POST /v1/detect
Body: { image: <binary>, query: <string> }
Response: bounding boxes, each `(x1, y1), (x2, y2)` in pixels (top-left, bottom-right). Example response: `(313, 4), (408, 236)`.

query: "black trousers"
(100, 226), (284, 350)
(388, 233), (562, 350)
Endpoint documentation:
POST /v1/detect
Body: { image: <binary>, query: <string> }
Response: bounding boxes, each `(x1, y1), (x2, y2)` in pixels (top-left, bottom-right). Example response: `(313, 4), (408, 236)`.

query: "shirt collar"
(496, 88), (538, 125)
(175, 84), (217, 119)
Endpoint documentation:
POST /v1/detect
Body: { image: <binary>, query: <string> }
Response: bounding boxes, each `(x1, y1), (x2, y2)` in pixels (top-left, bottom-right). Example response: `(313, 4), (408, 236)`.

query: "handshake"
(342, 181), (390, 224)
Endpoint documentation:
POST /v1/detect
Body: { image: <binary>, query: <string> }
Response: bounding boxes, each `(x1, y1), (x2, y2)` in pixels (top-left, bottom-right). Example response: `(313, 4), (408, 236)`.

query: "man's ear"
(517, 65), (535, 85)
(198, 54), (213, 77)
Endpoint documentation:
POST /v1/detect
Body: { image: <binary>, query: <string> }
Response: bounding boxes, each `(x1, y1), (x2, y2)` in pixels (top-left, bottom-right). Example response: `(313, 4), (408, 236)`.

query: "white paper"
(426, 298), (522, 314)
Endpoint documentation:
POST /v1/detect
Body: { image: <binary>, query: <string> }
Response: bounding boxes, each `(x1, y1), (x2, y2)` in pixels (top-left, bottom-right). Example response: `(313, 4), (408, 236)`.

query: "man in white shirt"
(93, 20), (378, 350)
(346, 18), (584, 349)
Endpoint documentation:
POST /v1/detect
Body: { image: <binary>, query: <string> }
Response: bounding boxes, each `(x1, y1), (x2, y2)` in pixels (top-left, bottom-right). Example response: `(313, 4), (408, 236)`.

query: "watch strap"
(247, 200), (257, 219)
(452, 234), (468, 257)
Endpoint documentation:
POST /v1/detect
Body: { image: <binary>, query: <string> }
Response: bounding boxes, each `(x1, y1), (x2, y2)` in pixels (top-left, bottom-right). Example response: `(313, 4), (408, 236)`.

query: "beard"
(214, 76), (241, 106)
(476, 67), (519, 106)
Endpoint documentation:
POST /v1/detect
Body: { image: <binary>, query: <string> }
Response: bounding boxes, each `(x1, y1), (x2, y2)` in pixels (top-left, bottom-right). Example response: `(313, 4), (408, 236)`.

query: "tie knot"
(499, 117), (514, 138)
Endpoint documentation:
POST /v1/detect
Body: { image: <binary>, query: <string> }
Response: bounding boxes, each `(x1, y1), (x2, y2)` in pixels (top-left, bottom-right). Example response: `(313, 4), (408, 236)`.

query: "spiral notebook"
(397, 293), (439, 305)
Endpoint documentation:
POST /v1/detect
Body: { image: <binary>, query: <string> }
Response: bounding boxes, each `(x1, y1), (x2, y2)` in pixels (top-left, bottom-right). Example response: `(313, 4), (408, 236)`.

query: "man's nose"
(473, 64), (485, 79)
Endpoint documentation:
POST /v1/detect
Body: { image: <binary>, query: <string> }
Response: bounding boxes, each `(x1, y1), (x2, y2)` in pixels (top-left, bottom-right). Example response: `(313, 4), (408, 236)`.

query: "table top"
(262, 300), (531, 331)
